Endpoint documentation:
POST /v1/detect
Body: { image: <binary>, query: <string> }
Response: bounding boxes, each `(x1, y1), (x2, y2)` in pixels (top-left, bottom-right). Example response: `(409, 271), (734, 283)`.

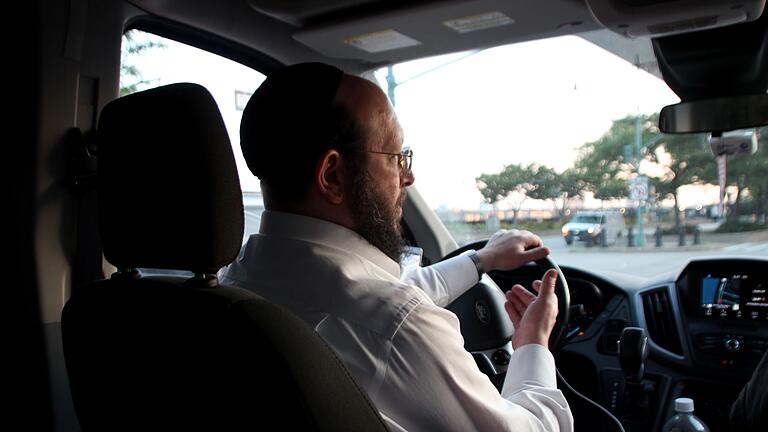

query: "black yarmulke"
(240, 63), (344, 184)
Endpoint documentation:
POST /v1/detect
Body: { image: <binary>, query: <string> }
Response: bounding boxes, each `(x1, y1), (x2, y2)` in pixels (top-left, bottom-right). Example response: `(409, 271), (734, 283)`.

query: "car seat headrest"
(97, 83), (244, 275)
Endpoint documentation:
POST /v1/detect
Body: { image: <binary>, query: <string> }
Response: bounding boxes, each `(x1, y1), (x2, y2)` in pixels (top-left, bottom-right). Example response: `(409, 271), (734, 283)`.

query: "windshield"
(374, 29), (768, 278)
(120, 29), (766, 279)
(571, 216), (602, 224)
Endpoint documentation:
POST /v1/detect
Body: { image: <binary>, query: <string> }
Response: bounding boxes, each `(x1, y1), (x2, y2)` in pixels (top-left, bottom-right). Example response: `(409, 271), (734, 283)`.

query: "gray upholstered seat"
(62, 83), (389, 431)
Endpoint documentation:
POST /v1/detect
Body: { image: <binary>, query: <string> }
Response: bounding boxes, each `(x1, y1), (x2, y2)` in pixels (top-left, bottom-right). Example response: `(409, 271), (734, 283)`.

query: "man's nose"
(401, 170), (415, 187)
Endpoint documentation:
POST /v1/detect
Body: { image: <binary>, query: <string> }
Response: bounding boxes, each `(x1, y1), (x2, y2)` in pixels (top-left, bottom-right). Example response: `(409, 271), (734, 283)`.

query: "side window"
(120, 30), (265, 274)
(121, 30), (265, 239)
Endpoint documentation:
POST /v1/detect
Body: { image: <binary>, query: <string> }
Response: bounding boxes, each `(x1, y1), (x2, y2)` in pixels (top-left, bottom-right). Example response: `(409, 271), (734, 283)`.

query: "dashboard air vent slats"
(641, 288), (683, 355)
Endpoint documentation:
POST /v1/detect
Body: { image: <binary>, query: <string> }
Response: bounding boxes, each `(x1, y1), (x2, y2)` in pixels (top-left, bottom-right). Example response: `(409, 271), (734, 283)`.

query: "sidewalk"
(563, 230), (768, 253)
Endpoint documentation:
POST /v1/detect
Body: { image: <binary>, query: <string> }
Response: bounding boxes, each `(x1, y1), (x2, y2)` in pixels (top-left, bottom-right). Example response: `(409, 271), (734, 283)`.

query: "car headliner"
(127, 0), (622, 73)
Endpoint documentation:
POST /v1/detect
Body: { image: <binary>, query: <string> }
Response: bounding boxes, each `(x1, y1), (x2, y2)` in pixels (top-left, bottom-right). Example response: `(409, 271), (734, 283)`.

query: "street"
(244, 205), (767, 279)
(541, 232), (768, 278)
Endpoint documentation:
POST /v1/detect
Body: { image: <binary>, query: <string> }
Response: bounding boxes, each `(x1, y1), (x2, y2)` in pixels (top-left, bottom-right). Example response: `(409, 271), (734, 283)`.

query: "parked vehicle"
(561, 211), (626, 245)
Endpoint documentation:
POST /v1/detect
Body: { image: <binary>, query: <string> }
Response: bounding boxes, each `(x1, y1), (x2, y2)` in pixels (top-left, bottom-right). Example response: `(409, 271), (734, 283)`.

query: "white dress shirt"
(219, 211), (573, 431)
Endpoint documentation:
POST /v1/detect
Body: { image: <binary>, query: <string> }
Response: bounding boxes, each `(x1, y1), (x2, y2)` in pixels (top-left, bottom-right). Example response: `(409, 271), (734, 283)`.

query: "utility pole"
(635, 115), (646, 246)
(386, 65), (397, 107)
(385, 50), (482, 107)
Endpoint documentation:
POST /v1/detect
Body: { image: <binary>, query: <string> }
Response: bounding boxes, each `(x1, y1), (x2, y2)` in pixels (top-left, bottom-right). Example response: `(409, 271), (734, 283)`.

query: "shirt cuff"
(501, 343), (557, 396)
(432, 254), (481, 292)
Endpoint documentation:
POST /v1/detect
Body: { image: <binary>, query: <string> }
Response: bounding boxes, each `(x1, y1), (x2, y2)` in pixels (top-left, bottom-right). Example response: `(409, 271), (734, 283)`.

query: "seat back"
(62, 83), (389, 431)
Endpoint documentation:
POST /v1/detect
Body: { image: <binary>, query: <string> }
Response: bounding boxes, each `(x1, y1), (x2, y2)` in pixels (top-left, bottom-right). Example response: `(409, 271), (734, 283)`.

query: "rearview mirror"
(659, 94), (768, 134)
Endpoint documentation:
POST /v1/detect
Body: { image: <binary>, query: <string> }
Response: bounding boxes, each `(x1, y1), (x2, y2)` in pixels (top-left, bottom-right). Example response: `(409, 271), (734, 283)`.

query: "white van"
(561, 211), (626, 245)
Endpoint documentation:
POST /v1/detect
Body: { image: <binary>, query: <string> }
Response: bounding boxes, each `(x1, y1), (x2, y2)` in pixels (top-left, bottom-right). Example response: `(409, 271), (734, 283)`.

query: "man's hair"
(240, 63), (366, 203)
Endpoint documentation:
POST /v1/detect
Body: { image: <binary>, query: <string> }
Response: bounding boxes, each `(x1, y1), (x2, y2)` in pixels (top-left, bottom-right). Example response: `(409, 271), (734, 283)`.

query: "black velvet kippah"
(240, 63), (344, 182)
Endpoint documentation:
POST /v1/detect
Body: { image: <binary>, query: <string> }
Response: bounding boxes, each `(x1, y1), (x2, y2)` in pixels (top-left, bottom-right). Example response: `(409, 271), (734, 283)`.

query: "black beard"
(350, 172), (406, 262)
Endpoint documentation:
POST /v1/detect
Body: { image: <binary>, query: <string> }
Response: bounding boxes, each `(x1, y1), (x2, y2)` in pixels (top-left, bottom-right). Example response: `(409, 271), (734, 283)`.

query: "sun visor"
(292, 0), (598, 63)
(585, 0), (765, 38)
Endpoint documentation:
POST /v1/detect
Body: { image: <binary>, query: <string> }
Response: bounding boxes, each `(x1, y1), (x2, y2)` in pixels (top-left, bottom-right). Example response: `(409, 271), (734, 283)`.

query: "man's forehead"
(393, 122), (405, 148)
(337, 76), (402, 148)
(368, 109), (403, 151)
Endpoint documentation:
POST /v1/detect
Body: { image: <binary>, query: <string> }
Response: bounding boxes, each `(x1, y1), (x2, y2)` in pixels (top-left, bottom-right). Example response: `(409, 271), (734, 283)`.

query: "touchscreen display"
(700, 273), (768, 320)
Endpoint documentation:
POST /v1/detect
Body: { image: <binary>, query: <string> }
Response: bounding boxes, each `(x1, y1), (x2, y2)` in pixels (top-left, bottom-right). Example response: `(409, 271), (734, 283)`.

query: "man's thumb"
(539, 269), (558, 297)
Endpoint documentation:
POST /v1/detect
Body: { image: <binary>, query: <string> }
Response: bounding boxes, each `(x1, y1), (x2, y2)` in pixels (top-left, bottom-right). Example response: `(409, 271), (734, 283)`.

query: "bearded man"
(219, 63), (573, 432)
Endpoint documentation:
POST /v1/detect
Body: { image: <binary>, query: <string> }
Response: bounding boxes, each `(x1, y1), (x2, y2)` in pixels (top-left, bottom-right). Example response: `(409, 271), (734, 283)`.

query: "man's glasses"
(360, 148), (413, 176)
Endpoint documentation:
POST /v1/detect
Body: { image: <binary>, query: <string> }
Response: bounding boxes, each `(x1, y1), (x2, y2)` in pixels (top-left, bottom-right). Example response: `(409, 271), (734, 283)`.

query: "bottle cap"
(675, 397), (694, 413)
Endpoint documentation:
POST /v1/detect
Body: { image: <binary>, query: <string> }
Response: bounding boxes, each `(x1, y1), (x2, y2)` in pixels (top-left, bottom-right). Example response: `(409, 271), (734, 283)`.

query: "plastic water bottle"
(661, 398), (710, 432)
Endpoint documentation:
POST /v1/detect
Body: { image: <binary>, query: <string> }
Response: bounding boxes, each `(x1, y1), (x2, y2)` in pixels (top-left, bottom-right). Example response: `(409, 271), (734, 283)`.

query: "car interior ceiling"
(129, 0), (603, 72)
(9, 0), (768, 431)
(128, 0), (768, 99)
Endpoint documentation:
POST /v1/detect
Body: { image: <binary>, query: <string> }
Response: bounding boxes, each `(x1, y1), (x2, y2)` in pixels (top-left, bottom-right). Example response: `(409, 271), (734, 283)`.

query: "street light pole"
(386, 65), (397, 107)
(385, 50), (483, 107)
(635, 115), (646, 246)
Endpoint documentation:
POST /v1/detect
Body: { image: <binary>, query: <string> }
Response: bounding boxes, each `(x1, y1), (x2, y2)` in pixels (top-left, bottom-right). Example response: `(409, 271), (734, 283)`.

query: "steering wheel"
(441, 240), (570, 353)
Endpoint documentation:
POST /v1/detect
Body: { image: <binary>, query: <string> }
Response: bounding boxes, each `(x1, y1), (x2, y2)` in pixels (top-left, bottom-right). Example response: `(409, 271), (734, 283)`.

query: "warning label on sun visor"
(444, 11), (514, 34)
(344, 30), (421, 53)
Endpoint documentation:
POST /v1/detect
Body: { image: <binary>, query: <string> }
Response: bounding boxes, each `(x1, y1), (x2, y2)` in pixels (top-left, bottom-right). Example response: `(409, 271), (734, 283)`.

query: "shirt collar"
(258, 210), (401, 278)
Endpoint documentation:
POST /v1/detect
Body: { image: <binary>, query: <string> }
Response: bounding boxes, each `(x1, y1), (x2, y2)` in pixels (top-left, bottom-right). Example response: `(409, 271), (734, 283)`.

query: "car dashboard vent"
(641, 288), (683, 355)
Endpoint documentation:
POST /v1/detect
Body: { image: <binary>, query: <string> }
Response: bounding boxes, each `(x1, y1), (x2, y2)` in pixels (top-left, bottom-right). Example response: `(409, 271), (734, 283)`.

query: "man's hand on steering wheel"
(441, 230), (569, 352)
(476, 229), (551, 271)
(505, 269), (559, 350)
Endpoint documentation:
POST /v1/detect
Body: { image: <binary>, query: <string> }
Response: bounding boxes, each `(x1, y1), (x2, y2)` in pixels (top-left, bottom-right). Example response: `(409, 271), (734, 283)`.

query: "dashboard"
(478, 257), (768, 432)
(676, 259), (768, 373)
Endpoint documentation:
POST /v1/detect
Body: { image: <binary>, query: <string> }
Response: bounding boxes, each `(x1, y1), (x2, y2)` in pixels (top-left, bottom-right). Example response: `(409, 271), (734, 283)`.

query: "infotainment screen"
(700, 273), (768, 320)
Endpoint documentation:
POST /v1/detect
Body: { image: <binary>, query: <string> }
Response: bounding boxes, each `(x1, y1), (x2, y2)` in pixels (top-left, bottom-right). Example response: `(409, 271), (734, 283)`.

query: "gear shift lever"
(616, 327), (656, 429)
(618, 327), (648, 383)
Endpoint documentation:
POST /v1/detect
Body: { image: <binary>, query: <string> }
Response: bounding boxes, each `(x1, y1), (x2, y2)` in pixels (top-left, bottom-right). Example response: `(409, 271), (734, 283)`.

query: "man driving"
(219, 62), (573, 431)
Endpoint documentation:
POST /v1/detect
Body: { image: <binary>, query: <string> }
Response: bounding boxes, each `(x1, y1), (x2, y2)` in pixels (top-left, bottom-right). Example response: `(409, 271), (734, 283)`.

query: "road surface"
(541, 233), (768, 278)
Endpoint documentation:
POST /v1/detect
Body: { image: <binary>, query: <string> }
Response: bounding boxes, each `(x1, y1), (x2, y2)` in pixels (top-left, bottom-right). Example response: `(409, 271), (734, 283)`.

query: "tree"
(573, 115), (656, 201)
(120, 31), (165, 96)
(476, 113), (733, 227)
(476, 164), (566, 223)
(646, 130), (713, 226)
(477, 164), (530, 223)
(574, 113), (714, 229)
(554, 168), (586, 219)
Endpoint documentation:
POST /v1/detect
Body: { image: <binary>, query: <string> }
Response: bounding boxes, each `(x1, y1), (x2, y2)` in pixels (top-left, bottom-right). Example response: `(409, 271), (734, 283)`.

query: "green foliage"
(659, 224), (698, 235)
(120, 31), (166, 96)
(572, 113), (714, 202)
(476, 163), (570, 220)
(476, 165), (522, 204)
(558, 168), (587, 199)
(501, 219), (562, 233)
(572, 115), (646, 199)
(476, 163), (578, 203)
(715, 219), (767, 233)
(647, 132), (713, 199)
(475, 113), (734, 225)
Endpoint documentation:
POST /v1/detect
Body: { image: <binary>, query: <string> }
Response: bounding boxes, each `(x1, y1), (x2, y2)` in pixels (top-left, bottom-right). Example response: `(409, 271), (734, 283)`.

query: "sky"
(373, 35), (681, 209)
(125, 29), (689, 211)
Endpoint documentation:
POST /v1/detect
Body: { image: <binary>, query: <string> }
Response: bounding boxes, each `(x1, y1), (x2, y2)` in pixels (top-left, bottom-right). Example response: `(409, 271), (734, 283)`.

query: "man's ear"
(315, 149), (347, 205)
